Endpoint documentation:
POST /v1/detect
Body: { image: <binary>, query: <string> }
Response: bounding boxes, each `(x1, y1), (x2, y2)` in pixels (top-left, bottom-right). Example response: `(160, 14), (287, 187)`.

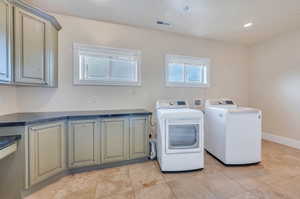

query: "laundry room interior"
(0, 0), (300, 199)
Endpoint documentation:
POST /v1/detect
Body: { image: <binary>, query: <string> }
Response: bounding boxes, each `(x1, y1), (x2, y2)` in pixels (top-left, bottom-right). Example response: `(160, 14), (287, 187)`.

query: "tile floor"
(26, 141), (300, 199)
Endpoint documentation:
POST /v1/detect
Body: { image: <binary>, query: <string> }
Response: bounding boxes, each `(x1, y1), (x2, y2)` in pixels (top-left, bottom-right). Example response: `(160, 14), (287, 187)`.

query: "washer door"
(165, 119), (202, 154)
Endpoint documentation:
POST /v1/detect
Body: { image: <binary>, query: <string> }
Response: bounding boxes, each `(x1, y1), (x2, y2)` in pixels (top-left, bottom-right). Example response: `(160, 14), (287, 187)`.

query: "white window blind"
(166, 55), (210, 87)
(74, 43), (141, 86)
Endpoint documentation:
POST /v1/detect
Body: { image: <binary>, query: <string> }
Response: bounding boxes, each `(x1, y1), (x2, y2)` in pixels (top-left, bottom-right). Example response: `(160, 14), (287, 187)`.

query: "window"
(73, 43), (141, 86)
(165, 55), (210, 87)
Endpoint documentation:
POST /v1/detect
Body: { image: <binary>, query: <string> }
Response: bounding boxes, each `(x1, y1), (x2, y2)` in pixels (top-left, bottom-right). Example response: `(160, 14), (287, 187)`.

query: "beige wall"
(0, 87), (18, 115)
(249, 29), (300, 140)
(0, 11), (298, 144)
(12, 14), (250, 113)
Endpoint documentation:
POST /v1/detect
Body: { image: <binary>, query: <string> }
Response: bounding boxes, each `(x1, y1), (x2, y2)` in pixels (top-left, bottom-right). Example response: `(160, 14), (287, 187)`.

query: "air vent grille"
(156, 21), (171, 26)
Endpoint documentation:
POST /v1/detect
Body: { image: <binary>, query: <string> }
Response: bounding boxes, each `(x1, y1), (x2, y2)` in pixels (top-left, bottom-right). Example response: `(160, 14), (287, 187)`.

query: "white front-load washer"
(156, 100), (204, 172)
(204, 99), (262, 165)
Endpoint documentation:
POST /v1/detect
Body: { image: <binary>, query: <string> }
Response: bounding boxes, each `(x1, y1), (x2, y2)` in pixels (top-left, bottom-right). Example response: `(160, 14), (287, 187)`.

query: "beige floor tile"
(168, 175), (217, 199)
(96, 165), (130, 178)
(222, 165), (271, 191)
(134, 183), (175, 199)
(270, 175), (300, 199)
(129, 161), (165, 190)
(25, 174), (98, 199)
(229, 190), (289, 199)
(25, 175), (77, 199)
(25, 142), (300, 199)
(229, 183), (292, 199)
(58, 186), (97, 199)
(24, 190), (55, 199)
(196, 172), (246, 199)
(65, 173), (98, 192)
(204, 152), (223, 166)
(254, 167), (300, 186)
(101, 191), (135, 199)
(202, 163), (223, 175)
(95, 173), (133, 199)
(162, 170), (201, 182)
(55, 173), (97, 199)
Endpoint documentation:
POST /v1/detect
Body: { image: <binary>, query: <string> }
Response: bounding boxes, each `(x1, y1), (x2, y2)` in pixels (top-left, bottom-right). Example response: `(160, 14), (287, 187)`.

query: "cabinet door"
(101, 118), (129, 164)
(0, 0), (12, 83)
(68, 120), (100, 168)
(29, 122), (66, 186)
(14, 6), (58, 87)
(130, 117), (149, 159)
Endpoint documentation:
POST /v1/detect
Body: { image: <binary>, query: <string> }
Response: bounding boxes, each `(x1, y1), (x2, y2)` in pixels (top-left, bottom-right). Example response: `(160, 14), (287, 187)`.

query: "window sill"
(73, 80), (142, 87)
(166, 82), (210, 88)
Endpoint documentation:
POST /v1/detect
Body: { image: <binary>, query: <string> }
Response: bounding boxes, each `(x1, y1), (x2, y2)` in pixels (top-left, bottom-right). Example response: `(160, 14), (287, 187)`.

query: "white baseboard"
(262, 132), (300, 150)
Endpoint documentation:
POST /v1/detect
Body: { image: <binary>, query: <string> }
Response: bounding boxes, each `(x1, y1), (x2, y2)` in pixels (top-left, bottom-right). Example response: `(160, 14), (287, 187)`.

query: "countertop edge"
(0, 111), (152, 127)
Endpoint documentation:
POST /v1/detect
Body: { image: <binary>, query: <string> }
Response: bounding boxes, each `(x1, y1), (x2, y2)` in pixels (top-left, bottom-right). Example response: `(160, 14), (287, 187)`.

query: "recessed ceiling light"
(243, 22), (253, 28)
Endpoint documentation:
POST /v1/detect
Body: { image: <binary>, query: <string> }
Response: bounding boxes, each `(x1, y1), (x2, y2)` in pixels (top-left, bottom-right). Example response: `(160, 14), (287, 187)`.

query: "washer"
(205, 99), (262, 165)
(156, 100), (204, 172)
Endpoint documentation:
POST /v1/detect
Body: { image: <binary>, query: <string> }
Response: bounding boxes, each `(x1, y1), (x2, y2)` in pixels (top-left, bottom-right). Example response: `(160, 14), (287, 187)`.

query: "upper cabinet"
(0, 0), (13, 84)
(0, 0), (61, 87)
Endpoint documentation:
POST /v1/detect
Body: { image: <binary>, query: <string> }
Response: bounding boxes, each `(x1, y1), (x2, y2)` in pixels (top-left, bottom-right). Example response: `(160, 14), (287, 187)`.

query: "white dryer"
(156, 100), (204, 172)
(204, 99), (262, 165)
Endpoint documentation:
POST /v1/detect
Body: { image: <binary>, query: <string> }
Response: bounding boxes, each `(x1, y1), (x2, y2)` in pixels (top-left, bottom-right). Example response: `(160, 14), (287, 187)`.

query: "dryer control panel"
(156, 100), (189, 109)
(205, 99), (237, 108)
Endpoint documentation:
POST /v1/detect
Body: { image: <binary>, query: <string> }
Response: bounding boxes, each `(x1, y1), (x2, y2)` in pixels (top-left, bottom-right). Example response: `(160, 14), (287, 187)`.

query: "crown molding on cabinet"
(13, 0), (62, 30)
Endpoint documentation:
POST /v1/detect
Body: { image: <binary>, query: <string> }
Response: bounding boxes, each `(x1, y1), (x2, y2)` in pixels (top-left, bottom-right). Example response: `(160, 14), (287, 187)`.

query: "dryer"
(156, 100), (204, 171)
(205, 99), (262, 165)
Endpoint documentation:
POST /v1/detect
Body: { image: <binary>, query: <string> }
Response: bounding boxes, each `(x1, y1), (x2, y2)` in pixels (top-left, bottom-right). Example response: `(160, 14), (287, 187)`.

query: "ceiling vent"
(156, 20), (171, 26)
(183, 5), (191, 13)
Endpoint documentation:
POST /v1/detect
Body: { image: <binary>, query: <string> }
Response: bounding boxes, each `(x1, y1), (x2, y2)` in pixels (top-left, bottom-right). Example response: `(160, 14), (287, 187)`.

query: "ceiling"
(25, 0), (300, 45)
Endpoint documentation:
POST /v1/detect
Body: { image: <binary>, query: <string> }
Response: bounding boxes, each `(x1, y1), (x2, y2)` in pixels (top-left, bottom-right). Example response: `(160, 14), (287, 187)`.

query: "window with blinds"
(165, 55), (210, 87)
(73, 43), (141, 86)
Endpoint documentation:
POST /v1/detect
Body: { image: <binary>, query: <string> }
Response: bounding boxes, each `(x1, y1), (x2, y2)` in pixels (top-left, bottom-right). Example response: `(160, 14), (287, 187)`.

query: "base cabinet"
(68, 120), (100, 168)
(101, 118), (129, 164)
(28, 121), (66, 186)
(130, 117), (149, 159)
(26, 115), (150, 188)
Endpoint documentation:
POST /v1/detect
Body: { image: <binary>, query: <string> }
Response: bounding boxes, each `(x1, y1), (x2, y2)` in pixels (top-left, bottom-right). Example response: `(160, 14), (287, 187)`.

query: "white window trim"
(73, 43), (142, 86)
(165, 54), (210, 88)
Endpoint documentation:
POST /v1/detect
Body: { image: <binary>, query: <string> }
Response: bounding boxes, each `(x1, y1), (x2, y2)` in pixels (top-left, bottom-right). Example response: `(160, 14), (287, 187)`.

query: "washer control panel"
(205, 99), (237, 108)
(156, 100), (189, 109)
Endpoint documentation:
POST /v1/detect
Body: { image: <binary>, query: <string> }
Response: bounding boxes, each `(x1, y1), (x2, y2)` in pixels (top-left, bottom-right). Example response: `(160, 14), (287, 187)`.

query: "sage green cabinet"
(28, 121), (66, 186)
(25, 115), (150, 189)
(68, 120), (100, 168)
(101, 118), (130, 164)
(130, 117), (149, 159)
(14, 5), (58, 87)
(0, 0), (12, 83)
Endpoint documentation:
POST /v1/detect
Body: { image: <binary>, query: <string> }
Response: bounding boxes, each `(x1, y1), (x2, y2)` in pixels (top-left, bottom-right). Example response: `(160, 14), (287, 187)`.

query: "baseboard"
(262, 132), (300, 150)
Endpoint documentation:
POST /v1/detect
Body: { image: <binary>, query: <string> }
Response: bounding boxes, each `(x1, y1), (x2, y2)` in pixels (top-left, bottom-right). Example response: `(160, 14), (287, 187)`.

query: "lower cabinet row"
(27, 116), (149, 187)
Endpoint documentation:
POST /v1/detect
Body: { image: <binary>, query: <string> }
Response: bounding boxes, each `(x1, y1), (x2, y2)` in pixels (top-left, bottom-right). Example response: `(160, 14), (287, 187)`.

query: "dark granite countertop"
(0, 109), (152, 127)
(0, 135), (21, 150)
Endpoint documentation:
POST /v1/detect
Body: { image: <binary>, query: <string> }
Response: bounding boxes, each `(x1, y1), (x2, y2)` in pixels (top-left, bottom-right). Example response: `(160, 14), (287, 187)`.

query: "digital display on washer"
(224, 100), (234, 105)
(177, 101), (186, 106)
